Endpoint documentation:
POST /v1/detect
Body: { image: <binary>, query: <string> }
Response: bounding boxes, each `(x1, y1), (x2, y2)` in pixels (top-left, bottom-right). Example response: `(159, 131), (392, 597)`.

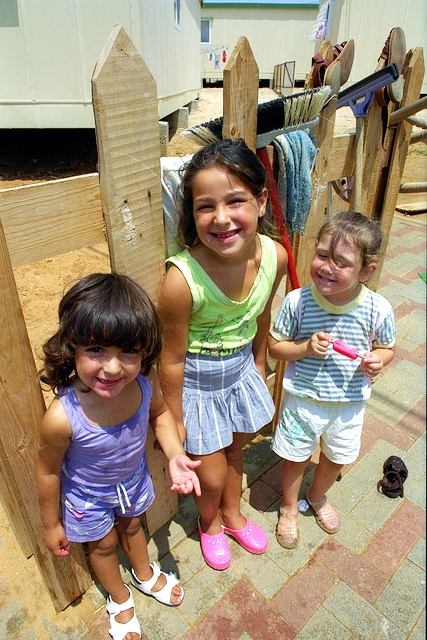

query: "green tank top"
(167, 234), (277, 357)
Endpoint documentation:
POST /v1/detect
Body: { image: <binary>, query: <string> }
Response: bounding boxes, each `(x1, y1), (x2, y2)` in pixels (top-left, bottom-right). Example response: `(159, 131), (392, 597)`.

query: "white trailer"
(200, 0), (426, 92)
(0, 0), (202, 128)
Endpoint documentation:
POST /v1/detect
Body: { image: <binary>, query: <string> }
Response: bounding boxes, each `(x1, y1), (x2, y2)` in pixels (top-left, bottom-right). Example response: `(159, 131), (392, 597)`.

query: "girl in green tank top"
(158, 139), (287, 570)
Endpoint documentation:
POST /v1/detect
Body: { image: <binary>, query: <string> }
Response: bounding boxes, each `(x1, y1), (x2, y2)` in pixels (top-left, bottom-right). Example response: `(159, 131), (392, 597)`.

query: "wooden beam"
(389, 95), (427, 126)
(0, 221), (92, 611)
(399, 182), (427, 193)
(91, 25), (177, 535)
(370, 47), (425, 291)
(0, 174), (104, 268)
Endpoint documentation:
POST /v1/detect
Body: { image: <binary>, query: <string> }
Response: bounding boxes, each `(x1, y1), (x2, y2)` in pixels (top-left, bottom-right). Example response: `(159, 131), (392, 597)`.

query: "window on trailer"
(174, 0), (181, 26)
(201, 19), (212, 44)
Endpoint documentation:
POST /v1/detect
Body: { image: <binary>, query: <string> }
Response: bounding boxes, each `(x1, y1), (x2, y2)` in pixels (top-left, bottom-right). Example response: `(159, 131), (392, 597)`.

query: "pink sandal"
(198, 518), (231, 570)
(306, 489), (340, 534)
(222, 515), (268, 554)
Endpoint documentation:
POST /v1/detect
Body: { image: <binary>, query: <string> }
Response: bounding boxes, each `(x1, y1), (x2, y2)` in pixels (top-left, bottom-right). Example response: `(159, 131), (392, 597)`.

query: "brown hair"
(177, 138), (274, 247)
(316, 211), (383, 268)
(39, 273), (162, 394)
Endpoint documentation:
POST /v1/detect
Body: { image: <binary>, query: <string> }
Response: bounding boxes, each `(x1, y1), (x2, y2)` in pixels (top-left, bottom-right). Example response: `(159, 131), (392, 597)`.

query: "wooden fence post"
(294, 63), (341, 286)
(91, 25), (177, 534)
(0, 221), (91, 611)
(223, 36), (259, 152)
(370, 46), (425, 290)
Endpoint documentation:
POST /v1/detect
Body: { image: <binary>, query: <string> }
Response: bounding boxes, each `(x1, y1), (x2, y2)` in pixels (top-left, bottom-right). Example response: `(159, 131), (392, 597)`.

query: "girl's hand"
(360, 351), (384, 378)
(44, 523), (71, 557)
(309, 332), (332, 357)
(169, 455), (202, 497)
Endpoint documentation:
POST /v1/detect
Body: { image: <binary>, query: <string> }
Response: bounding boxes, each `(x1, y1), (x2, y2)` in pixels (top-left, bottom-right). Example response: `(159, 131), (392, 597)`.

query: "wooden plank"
(389, 95), (427, 126)
(294, 64), (341, 287)
(0, 468), (32, 558)
(370, 47), (425, 291)
(0, 174), (104, 267)
(396, 201), (427, 213)
(327, 133), (355, 181)
(92, 26), (165, 303)
(358, 47), (391, 219)
(91, 25), (177, 535)
(223, 36), (258, 152)
(399, 182), (427, 193)
(0, 221), (92, 611)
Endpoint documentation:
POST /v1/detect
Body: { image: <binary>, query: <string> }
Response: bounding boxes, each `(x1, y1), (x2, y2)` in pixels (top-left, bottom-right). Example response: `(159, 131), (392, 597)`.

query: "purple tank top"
(60, 374), (152, 486)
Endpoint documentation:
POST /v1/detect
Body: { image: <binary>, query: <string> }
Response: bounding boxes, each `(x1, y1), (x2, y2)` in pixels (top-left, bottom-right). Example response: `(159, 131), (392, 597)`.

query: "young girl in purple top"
(36, 273), (201, 640)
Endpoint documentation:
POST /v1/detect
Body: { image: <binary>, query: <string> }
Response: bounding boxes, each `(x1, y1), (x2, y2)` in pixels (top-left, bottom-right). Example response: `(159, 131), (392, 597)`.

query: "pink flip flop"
(222, 516), (268, 554)
(198, 518), (231, 570)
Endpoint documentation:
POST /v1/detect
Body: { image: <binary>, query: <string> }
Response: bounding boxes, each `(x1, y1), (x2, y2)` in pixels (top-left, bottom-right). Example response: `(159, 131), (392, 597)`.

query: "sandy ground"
(0, 87), (425, 634)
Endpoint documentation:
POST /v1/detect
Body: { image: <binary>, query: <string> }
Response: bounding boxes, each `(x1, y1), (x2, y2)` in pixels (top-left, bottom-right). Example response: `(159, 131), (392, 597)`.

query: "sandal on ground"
(276, 507), (299, 549)
(306, 489), (340, 534)
(106, 583), (141, 640)
(222, 515), (268, 554)
(131, 561), (184, 606)
(198, 517), (231, 570)
(378, 455), (408, 498)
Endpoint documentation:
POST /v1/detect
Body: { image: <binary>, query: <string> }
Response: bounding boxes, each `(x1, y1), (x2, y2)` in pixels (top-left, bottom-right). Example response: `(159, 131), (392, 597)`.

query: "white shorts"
(272, 393), (365, 465)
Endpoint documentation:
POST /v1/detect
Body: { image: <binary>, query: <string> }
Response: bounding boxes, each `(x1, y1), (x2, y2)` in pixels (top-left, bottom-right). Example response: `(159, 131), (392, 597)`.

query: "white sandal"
(131, 561), (184, 606)
(106, 583), (141, 640)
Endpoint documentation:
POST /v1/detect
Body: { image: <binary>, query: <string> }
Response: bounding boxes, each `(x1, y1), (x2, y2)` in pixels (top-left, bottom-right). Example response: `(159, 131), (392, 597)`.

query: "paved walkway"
(1, 211), (425, 639)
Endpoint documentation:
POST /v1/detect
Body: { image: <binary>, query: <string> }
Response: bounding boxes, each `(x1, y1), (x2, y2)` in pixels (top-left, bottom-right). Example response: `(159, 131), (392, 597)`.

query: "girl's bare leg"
(280, 458), (308, 515)
(190, 449), (228, 535)
(308, 451), (343, 501)
(88, 528), (139, 640)
(115, 516), (183, 605)
(218, 432), (247, 530)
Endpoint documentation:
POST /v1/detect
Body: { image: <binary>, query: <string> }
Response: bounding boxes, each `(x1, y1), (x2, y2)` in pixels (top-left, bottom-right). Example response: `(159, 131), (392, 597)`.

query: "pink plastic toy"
(332, 339), (365, 360)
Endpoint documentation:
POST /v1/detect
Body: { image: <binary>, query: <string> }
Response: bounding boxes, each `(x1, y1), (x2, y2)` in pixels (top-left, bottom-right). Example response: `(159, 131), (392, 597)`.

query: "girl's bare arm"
(252, 241), (288, 377)
(361, 345), (395, 378)
(148, 368), (201, 496)
(268, 331), (332, 362)
(36, 399), (72, 555)
(157, 265), (192, 441)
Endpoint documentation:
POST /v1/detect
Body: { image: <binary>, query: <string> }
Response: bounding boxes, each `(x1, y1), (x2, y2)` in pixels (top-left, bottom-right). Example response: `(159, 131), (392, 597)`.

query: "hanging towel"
(272, 130), (317, 236)
(160, 155), (193, 257)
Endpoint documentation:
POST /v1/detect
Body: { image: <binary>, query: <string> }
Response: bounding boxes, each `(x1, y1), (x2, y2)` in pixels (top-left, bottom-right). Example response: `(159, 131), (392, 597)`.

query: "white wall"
(201, 0), (426, 92)
(0, 0), (201, 128)
(201, 7), (319, 83)
(328, 0), (426, 92)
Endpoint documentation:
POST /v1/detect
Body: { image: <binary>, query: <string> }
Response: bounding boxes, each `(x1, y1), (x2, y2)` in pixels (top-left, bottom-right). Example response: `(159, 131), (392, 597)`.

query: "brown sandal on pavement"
(306, 489), (340, 534)
(276, 507), (299, 549)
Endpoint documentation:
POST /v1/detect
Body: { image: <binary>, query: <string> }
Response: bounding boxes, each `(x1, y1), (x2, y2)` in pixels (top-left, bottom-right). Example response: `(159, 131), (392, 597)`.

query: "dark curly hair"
(177, 138), (273, 247)
(39, 273), (162, 394)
